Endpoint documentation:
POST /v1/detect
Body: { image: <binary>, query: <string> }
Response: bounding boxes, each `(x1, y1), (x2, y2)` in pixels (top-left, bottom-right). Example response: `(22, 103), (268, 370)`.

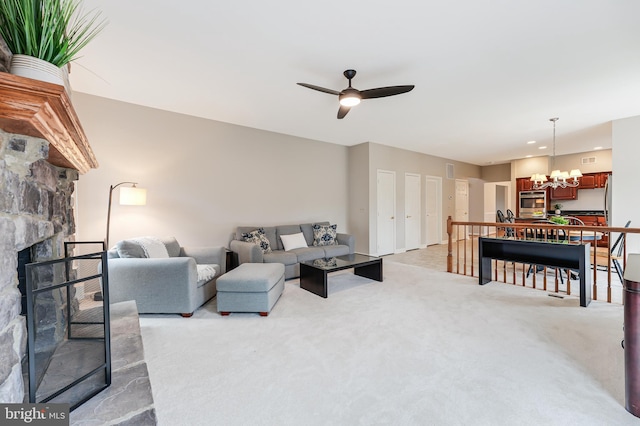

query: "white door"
(425, 176), (442, 246)
(404, 173), (421, 250)
(377, 170), (396, 255)
(455, 179), (469, 239)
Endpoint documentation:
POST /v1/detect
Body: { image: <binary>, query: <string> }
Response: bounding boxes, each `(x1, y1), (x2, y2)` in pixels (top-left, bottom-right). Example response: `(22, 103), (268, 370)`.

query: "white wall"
(348, 143), (370, 254)
(73, 93), (349, 248)
(612, 116), (640, 255)
(468, 178), (485, 223)
(481, 181), (512, 235)
(362, 143), (482, 254)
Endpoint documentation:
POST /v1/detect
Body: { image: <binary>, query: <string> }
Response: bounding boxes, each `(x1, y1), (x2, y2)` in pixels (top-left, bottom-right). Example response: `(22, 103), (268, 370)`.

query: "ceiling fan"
(297, 69), (415, 119)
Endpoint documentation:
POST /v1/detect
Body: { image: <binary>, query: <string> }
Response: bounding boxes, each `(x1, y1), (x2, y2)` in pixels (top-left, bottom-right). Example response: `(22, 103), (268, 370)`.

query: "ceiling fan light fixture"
(339, 90), (361, 107)
(298, 69), (413, 118)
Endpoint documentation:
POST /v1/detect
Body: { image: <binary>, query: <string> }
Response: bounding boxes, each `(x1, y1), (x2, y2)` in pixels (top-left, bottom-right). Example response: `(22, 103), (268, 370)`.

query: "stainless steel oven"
(519, 190), (547, 218)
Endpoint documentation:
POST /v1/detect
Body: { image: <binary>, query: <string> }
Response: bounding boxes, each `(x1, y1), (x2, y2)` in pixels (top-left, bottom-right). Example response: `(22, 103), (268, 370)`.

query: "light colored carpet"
(139, 261), (638, 425)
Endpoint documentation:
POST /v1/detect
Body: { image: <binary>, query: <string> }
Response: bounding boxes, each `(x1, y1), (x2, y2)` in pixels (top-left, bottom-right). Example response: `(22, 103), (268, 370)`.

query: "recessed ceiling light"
(594, 146), (603, 150)
(525, 155), (533, 158)
(538, 146), (547, 150)
(527, 140), (536, 144)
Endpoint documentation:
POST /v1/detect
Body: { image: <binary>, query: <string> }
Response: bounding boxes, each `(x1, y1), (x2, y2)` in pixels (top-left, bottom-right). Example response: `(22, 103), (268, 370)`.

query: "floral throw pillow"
(312, 224), (338, 246)
(241, 228), (272, 253)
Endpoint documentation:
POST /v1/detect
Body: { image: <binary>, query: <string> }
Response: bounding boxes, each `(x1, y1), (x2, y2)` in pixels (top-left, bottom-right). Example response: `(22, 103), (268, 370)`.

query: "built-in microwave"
(519, 190), (547, 218)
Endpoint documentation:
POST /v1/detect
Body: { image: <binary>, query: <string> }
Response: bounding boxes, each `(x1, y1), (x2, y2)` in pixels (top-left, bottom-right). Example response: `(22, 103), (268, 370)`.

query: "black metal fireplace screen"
(23, 241), (111, 411)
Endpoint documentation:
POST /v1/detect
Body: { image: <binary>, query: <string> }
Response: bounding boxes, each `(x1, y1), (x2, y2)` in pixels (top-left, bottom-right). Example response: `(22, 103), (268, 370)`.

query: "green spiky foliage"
(549, 215), (569, 225)
(0, 0), (106, 67)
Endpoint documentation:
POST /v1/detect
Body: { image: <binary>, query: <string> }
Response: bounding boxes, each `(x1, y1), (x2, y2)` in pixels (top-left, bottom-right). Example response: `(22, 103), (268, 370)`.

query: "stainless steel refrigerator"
(604, 174), (613, 226)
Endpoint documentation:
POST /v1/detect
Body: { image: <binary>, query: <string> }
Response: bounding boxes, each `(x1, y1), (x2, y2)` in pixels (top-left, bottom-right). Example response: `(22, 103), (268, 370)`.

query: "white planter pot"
(9, 54), (71, 96)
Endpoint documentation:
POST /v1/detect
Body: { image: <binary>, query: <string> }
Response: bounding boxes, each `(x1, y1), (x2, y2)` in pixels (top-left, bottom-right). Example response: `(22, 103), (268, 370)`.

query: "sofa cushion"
(291, 247), (326, 262)
(241, 228), (273, 254)
(115, 240), (146, 258)
(160, 236), (181, 257)
(312, 224), (338, 246)
(137, 237), (170, 258)
(116, 237), (169, 258)
(280, 232), (308, 251)
(301, 222), (329, 246)
(323, 244), (350, 257)
(276, 225), (303, 250)
(263, 250), (298, 265)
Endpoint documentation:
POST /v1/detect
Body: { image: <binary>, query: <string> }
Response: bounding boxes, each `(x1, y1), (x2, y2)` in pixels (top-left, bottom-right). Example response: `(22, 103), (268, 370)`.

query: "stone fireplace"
(0, 129), (79, 402)
(0, 40), (99, 403)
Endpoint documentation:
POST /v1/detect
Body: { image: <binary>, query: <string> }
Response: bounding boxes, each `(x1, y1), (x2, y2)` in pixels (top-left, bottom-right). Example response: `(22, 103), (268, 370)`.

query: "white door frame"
(404, 172), (421, 250)
(455, 179), (470, 239)
(376, 169), (396, 256)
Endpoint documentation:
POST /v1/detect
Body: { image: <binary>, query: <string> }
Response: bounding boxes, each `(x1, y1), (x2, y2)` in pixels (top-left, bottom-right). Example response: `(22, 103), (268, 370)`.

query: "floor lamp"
(105, 181), (147, 248)
(97, 182), (146, 301)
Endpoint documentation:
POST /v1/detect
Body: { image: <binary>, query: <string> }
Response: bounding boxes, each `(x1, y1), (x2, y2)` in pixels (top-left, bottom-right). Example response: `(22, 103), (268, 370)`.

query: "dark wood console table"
(478, 237), (592, 307)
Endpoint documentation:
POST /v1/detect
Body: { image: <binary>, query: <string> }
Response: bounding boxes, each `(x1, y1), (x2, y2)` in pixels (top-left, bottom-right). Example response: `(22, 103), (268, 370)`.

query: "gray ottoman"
(216, 263), (285, 316)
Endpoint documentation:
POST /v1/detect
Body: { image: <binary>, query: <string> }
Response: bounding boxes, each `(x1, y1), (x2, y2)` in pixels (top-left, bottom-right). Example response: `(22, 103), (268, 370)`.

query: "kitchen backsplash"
(555, 187), (605, 211)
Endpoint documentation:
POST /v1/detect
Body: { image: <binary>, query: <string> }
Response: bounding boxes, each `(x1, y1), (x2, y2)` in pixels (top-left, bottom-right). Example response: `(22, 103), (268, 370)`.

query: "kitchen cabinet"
(516, 177), (534, 192)
(578, 174), (597, 189)
(573, 215), (599, 226)
(578, 172), (611, 190)
(550, 185), (577, 200)
(597, 172), (610, 188)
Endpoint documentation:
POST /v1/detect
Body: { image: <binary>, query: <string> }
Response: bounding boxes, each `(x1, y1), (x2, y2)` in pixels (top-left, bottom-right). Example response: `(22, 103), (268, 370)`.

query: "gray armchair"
(106, 236), (225, 317)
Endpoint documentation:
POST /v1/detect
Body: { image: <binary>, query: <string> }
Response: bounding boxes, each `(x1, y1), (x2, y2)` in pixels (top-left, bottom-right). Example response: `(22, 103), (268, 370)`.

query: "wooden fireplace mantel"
(0, 72), (98, 173)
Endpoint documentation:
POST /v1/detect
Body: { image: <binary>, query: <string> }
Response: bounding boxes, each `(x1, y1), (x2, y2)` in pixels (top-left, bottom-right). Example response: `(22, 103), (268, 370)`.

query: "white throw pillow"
(280, 232), (308, 251)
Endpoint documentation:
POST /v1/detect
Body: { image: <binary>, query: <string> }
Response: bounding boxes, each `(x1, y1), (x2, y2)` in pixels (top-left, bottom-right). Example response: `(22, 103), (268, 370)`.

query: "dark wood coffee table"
(299, 254), (383, 298)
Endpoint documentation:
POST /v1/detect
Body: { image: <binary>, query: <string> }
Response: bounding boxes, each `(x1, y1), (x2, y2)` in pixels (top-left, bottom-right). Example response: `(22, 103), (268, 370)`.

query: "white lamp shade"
(624, 254), (640, 282)
(570, 169), (583, 178)
(550, 170), (562, 179)
(119, 186), (147, 205)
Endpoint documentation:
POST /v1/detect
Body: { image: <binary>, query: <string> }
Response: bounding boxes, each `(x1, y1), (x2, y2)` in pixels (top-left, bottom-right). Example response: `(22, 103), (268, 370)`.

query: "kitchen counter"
(548, 210), (604, 216)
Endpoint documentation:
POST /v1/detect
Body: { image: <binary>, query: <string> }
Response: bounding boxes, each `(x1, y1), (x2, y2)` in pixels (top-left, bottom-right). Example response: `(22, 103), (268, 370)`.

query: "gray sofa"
(229, 222), (355, 279)
(107, 236), (225, 316)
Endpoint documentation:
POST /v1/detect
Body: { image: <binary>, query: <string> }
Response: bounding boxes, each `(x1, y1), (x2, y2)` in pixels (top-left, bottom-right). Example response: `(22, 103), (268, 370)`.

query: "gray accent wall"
(72, 93), (485, 255)
(348, 143), (370, 254)
(72, 93), (349, 248)
(349, 142), (482, 254)
(481, 163), (511, 182)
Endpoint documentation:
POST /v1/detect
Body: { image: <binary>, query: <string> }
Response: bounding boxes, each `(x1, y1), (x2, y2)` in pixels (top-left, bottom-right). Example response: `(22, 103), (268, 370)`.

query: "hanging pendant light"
(530, 117), (582, 189)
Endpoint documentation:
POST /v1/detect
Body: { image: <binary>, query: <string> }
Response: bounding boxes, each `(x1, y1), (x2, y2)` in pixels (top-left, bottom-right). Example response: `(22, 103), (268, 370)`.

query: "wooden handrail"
(448, 218), (633, 234)
(445, 215), (637, 304)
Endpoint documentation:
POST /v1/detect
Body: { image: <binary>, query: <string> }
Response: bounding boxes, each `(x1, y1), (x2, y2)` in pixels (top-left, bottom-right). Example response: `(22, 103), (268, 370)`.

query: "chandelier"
(530, 117), (582, 189)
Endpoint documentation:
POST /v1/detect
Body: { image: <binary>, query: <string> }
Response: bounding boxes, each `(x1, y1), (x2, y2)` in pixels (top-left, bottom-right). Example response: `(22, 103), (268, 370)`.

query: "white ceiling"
(71, 0), (640, 166)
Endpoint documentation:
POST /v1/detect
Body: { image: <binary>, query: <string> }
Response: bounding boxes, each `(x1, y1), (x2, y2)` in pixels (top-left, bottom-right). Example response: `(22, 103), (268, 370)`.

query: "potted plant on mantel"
(0, 0), (106, 96)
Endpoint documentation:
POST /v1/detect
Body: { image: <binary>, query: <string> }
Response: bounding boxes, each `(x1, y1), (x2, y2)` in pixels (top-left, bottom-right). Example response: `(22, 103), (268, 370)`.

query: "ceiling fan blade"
(360, 85), (415, 99)
(337, 105), (351, 119)
(297, 83), (340, 96)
